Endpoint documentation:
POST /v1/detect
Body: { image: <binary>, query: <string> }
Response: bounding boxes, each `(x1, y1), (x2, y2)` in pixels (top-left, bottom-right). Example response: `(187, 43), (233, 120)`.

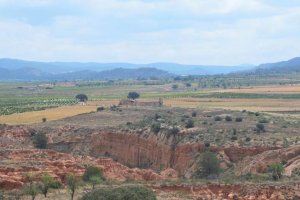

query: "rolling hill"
(252, 57), (300, 74)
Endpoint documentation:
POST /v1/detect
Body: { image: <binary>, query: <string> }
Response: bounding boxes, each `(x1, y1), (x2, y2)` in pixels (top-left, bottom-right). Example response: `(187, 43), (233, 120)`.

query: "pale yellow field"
(216, 84), (300, 94)
(164, 98), (300, 112)
(0, 100), (119, 125)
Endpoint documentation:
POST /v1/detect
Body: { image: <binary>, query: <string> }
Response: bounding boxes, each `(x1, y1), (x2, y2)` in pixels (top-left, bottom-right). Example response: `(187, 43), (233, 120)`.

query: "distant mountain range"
(251, 57), (300, 74)
(0, 57), (299, 81)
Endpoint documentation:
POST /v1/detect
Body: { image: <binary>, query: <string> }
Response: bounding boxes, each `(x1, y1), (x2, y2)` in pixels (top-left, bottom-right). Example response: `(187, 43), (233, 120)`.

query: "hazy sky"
(0, 0), (299, 65)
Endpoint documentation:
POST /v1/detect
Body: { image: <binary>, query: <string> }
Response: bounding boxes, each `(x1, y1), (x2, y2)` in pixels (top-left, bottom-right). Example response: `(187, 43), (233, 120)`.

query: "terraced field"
(0, 82), (299, 124)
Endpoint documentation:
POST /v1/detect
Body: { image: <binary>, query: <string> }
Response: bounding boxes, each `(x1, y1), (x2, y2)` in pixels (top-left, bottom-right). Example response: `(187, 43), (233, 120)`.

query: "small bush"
(83, 166), (104, 189)
(151, 123), (161, 134)
(33, 132), (48, 149)
(269, 163), (284, 181)
(256, 123), (265, 132)
(83, 166), (104, 182)
(185, 83), (192, 87)
(235, 117), (243, 122)
(191, 111), (197, 117)
(194, 151), (220, 178)
(259, 118), (269, 123)
(232, 128), (237, 135)
(167, 127), (180, 137)
(154, 113), (161, 120)
(110, 105), (120, 111)
(231, 136), (238, 141)
(42, 118), (47, 123)
(185, 119), (194, 128)
(97, 107), (105, 112)
(245, 137), (251, 142)
(81, 186), (157, 200)
(225, 116), (232, 122)
(172, 84), (178, 90)
(204, 142), (210, 148)
(214, 116), (222, 121)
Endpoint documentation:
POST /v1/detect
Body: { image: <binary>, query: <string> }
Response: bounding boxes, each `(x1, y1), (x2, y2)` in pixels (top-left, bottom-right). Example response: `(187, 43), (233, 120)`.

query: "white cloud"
(0, 0), (299, 64)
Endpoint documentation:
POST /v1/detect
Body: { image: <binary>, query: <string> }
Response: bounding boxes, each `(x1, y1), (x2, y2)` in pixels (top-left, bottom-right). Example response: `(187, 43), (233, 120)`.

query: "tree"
(75, 94), (88, 102)
(83, 166), (104, 189)
(33, 132), (47, 149)
(39, 173), (61, 197)
(172, 84), (178, 90)
(23, 183), (40, 200)
(195, 151), (220, 178)
(185, 83), (192, 87)
(127, 92), (140, 100)
(67, 173), (79, 200)
(269, 163), (284, 181)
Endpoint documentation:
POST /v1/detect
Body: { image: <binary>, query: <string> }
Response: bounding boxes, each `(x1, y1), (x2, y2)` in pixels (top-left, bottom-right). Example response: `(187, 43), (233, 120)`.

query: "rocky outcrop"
(88, 130), (279, 176)
(0, 125), (33, 149)
(0, 149), (166, 189)
(236, 145), (300, 176)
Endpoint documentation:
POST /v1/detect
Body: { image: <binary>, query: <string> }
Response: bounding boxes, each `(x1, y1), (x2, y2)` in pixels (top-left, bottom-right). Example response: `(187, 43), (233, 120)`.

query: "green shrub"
(83, 166), (104, 182)
(81, 186), (157, 200)
(225, 116), (232, 122)
(33, 132), (48, 149)
(214, 116), (222, 121)
(256, 123), (265, 132)
(231, 136), (238, 141)
(194, 151), (220, 178)
(235, 117), (243, 122)
(42, 118), (47, 123)
(269, 163), (284, 181)
(97, 107), (105, 112)
(151, 122), (161, 134)
(191, 111), (197, 117)
(185, 119), (194, 128)
(259, 118), (269, 123)
(127, 92), (140, 100)
(75, 94), (88, 102)
(172, 84), (178, 90)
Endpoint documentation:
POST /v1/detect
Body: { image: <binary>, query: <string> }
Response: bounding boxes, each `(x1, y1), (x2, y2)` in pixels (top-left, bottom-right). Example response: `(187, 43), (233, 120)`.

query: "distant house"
(119, 98), (163, 107)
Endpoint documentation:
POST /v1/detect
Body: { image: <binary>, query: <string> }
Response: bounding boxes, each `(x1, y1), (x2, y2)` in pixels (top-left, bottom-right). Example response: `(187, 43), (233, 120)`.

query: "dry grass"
(215, 84), (300, 94)
(0, 100), (120, 125)
(0, 105), (97, 125)
(164, 98), (300, 112)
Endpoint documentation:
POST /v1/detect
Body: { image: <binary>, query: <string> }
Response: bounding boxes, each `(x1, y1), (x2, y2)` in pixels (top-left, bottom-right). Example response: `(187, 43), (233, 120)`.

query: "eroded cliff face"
(0, 125), (174, 190)
(0, 148), (170, 189)
(236, 145), (300, 176)
(85, 130), (278, 176)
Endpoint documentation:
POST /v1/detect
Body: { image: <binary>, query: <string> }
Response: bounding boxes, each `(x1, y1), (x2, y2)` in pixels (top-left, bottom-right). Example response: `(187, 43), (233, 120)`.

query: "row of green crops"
(0, 98), (77, 115)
